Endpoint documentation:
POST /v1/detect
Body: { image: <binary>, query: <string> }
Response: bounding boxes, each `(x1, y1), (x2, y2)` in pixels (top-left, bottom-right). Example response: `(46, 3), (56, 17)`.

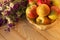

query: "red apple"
(51, 6), (60, 15)
(36, 0), (51, 6)
(36, 0), (42, 5)
(26, 5), (38, 19)
(44, 0), (51, 6)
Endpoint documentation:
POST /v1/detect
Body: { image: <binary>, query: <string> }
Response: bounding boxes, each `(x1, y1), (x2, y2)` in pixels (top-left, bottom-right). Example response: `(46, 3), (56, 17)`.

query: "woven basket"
(26, 14), (60, 30)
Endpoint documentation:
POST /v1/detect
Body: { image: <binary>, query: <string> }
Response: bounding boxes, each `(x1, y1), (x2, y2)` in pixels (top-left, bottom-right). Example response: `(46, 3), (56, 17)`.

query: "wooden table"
(0, 17), (60, 40)
(0, 0), (60, 39)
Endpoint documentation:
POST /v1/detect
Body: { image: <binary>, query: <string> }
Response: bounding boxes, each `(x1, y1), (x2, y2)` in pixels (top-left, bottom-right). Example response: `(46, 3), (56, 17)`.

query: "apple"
(51, 6), (60, 15)
(36, 16), (51, 25)
(48, 6), (60, 22)
(52, 0), (60, 9)
(26, 5), (38, 19)
(36, 0), (51, 6)
(28, 0), (36, 5)
(36, 4), (50, 17)
(48, 11), (58, 21)
(36, 0), (42, 5)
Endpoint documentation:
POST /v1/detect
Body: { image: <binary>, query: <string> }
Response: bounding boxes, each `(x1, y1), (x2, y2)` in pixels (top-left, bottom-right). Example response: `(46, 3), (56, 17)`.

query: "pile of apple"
(26, 0), (60, 25)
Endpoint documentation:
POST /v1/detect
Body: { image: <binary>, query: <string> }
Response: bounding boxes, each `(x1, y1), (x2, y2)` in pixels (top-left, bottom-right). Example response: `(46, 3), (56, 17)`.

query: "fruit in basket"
(48, 11), (58, 21)
(36, 4), (50, 17)
(36, 0), (51, 6)
(52, 0), (60, 9)
(48, 6), (60, 21)
(26, 5), (38, 19)
(36, 0), (42, 5)
(36, 17), (51, 25)
(44, 0), (51, 6)
(51, 6), (60, 15)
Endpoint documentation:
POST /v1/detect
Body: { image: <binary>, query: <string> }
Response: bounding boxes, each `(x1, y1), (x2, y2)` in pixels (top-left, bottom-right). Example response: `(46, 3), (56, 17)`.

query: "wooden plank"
(14, 19), (47, 40)
(37, 31), (58, 40)
(25, 21), (58, 40)
(23, 16), (60, 40)
(0, 34), (6, 40)
(46, 30), (60, 40)
(46, 23), (60, 40)
(44, 18), (60, 40)
(23, 19), (59, 40)
(0, 29), (25, 40)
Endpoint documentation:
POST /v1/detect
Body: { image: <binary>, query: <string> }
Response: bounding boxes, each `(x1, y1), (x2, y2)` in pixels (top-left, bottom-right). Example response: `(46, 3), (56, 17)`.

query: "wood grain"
(0, 18), (60, 40)
(0, 34), (6, 40)
(13, 18), (47, 40)
(0, 29), (25, 40)
(0, 0), (60, 40)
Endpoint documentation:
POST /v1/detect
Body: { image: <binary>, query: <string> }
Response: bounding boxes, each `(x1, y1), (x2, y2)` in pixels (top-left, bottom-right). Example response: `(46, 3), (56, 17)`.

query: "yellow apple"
(52, 0), (60, 9)
(36, 16), (51, 25)
(48, 11), (58, 21)
(36, 4), (50, 17)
